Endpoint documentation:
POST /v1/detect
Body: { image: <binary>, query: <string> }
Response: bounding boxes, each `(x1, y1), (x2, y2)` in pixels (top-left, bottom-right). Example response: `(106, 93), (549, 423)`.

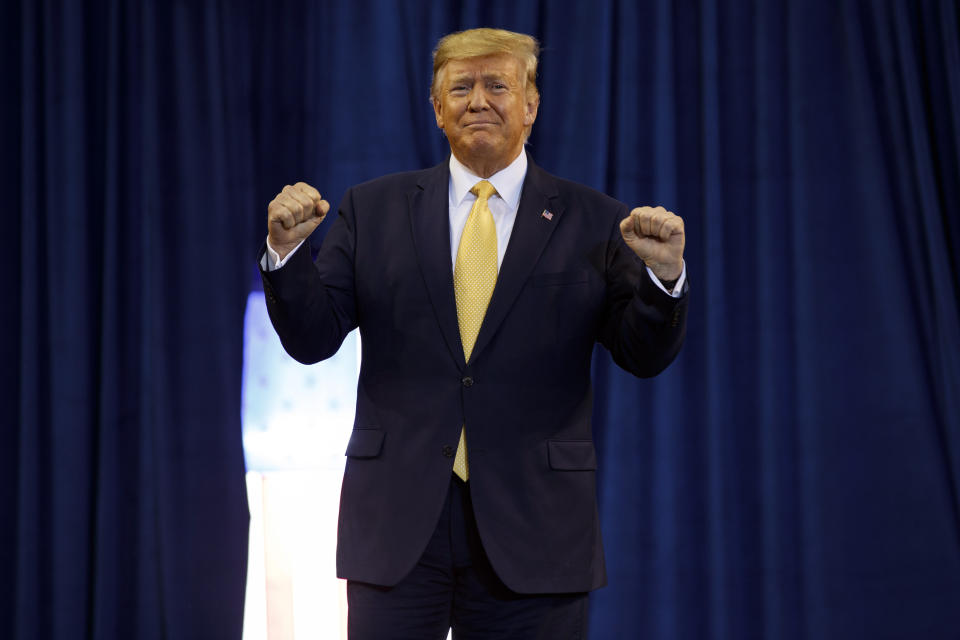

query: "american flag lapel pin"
(541, 209), (554, 221)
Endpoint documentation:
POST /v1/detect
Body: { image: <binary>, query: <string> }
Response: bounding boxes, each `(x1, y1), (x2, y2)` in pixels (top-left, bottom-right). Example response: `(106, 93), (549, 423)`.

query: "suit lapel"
(408, 161), (467, 368)
(470, 157), (564, 362)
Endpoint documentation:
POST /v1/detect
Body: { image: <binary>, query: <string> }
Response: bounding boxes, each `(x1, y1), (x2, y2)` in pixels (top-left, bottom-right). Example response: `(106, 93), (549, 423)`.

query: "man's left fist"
(619, 206), (685, 282)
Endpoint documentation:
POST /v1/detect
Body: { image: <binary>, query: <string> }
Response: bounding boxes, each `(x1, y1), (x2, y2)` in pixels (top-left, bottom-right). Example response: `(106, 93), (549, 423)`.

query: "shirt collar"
(448, 149), (528, 210)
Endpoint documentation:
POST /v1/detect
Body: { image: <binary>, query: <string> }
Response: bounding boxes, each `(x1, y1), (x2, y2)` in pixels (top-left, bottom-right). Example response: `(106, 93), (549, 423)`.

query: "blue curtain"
(4, 1), (958, 638)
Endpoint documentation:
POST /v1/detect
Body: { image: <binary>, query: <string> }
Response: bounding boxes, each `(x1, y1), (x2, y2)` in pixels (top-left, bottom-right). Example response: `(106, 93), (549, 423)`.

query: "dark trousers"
(347, 476), (589, 640)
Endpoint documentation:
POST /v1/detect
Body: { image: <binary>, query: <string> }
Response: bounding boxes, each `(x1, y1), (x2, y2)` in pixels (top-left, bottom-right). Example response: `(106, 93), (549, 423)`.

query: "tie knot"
(470, 180), (497, 201)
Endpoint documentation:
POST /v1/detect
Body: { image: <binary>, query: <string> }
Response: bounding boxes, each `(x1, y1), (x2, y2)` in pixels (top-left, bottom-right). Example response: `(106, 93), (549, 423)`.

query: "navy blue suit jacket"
(259, 154), (688, 594)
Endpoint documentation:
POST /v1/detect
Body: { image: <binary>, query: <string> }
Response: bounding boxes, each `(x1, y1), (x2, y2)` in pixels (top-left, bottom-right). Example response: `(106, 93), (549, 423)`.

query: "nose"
(466, 86), (489, 111)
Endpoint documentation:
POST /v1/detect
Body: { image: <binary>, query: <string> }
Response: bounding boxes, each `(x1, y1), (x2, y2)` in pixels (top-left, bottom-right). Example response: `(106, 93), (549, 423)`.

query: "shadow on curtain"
(3, 1), (958, 638)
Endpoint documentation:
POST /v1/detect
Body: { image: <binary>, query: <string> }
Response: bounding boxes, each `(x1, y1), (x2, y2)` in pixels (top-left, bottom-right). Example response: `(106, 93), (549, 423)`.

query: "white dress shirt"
(446, 150), (525, 272)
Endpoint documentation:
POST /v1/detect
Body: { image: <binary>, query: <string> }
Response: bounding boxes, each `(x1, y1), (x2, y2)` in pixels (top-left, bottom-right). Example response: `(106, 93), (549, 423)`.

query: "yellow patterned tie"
(452, 180), (498, 481)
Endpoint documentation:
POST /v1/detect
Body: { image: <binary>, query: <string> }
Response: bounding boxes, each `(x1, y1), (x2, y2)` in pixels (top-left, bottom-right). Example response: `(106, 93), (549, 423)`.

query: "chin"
(458, 139), (500, 157)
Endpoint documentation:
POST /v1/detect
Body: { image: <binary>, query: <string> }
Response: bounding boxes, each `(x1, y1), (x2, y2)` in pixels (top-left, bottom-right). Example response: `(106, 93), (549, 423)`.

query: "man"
(260, 28), (688, 639)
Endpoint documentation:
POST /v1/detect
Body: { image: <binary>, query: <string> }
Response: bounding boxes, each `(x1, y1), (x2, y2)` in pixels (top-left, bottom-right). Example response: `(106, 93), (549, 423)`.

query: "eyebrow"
(448, 72), (513, 85)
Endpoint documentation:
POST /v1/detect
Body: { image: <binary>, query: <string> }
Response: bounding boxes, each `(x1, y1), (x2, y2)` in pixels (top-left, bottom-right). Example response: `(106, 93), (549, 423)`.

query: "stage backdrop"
(4, 1), (958, 638)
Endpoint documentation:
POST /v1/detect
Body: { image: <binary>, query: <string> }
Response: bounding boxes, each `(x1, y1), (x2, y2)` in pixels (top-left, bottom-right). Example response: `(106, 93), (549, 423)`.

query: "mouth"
(464, 121), (497, 127)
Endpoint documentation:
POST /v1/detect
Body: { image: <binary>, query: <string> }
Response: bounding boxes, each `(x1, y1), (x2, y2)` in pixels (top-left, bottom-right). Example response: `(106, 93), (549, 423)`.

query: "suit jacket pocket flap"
(345, 428), (385, 458)
(548, 440), (597, 470)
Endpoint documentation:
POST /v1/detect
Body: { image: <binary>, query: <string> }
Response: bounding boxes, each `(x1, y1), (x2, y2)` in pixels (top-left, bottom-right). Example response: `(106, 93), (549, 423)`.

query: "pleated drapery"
(4, 1), (958, 638)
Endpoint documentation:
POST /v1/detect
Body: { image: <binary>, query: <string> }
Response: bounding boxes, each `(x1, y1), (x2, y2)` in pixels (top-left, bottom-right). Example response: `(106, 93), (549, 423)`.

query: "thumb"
(316, 199), (331, 219)
(302, 210), (325, 235)
(303, 200), (330, 232)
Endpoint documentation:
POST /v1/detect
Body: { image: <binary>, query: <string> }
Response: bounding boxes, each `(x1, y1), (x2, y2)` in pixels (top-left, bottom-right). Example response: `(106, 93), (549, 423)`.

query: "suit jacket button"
(461, 376), (474, 387)
(442, 445), (454, 458)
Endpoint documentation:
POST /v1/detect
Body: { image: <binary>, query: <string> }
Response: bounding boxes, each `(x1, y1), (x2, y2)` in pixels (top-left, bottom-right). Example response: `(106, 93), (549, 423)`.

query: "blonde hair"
(430, 28), (541, 99)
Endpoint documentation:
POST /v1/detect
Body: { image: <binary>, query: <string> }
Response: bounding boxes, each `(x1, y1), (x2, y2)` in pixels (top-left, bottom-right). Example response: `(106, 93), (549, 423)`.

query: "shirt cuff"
(646, 261), (686, 298)
(262, 237), (306, 271)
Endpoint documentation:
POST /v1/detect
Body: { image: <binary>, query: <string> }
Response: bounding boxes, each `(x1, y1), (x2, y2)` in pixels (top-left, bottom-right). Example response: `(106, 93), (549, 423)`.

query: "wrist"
(649, 261), (682, 284)
(267, 238), (299, 262)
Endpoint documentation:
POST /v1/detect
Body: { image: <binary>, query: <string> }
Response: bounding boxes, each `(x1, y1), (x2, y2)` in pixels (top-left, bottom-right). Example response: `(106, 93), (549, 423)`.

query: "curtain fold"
(8, 1), (253, 637)
(4, 1), (958, 638)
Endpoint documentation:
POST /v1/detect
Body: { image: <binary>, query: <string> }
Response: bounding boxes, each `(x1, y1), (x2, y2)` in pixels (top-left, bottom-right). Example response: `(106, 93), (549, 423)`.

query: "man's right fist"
(267, 182), (330, 260)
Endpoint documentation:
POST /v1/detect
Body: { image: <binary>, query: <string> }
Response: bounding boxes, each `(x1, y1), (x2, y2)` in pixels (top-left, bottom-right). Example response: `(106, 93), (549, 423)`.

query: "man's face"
(433, 54), (539, 176)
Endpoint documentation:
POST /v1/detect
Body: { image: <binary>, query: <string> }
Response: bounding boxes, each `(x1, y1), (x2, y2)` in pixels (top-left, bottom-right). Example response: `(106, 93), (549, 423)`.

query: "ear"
(433, 97), (444, 129)
(523, 93), (540, 127)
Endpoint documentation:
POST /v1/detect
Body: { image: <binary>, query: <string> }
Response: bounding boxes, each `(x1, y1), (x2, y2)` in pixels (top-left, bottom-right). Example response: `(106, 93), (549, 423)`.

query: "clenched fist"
(619, 206), (685, 283)
(267, 182), (330, 260)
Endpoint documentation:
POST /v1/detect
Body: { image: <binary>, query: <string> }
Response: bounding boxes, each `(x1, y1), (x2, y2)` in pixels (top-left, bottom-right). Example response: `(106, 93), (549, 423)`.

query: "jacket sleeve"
(596, 209), (689, 378)
(258, 187), (359, 365)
